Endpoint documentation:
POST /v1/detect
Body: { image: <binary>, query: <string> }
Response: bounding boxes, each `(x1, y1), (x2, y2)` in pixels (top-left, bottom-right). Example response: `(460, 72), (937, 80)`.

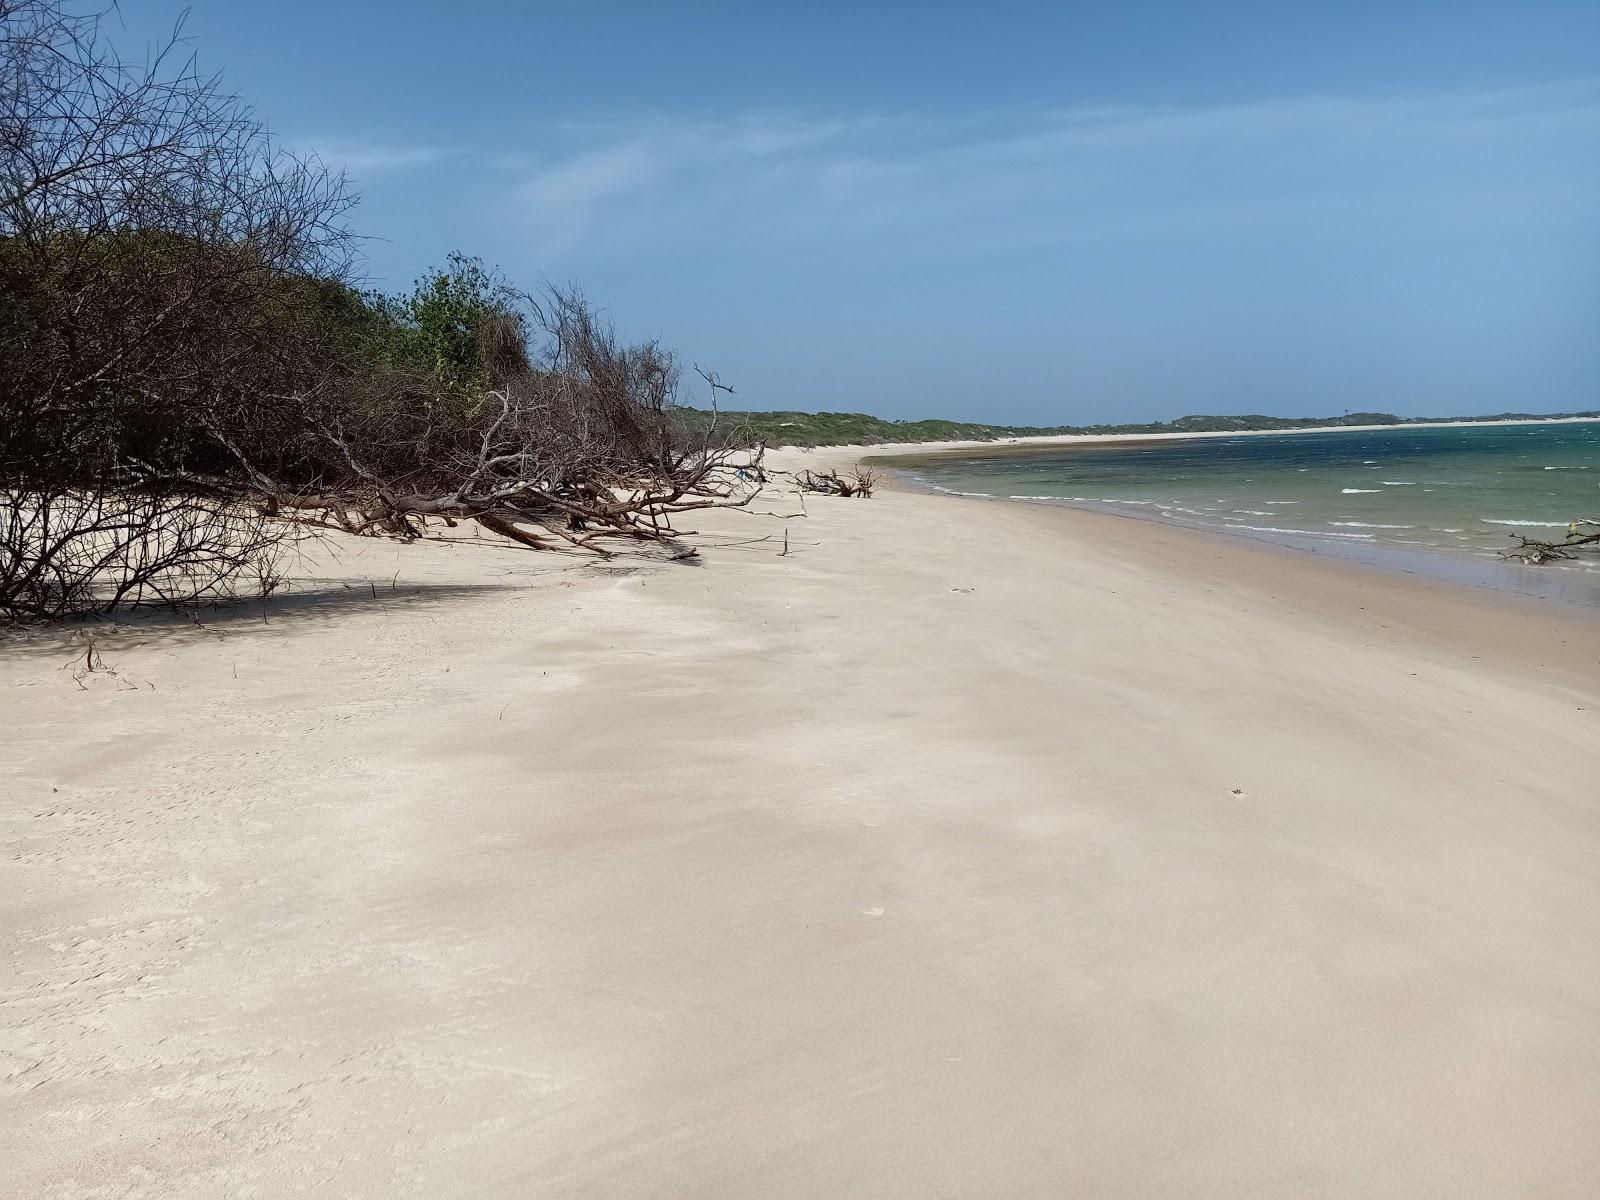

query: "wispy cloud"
(519, 145), (659, 225)
(301, 140), (452, 175)
(492, 81), (1600, 261)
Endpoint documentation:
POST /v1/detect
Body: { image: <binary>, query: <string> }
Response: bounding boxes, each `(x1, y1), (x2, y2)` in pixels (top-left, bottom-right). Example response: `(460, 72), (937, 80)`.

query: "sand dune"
(4, 451), (1598, 1197)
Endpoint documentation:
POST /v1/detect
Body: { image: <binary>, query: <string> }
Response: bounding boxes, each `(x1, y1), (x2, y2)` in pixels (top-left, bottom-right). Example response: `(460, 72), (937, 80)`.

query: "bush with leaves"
(1, 2), (760, 623)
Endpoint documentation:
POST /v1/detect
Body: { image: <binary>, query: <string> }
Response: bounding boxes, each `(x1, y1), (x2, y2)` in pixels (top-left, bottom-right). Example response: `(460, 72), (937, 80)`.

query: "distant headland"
(676, 406), (1600, 448)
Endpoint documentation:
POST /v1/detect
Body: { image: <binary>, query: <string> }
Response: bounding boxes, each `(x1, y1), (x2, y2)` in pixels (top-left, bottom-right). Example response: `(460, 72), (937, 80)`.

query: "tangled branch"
(1, 4), (763, 621)
(793, 465), (878, 498)
(1501, 519), (1600, 564)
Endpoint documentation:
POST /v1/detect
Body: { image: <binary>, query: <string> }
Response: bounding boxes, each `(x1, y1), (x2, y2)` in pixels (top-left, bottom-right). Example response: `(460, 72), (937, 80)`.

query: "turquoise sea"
(891, 421), (1600, 602)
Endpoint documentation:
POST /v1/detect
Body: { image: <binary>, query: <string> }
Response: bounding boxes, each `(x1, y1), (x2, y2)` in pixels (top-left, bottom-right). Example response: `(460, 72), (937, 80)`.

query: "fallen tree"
(225, 281), (765, 559)
(1, 2), (762, 621)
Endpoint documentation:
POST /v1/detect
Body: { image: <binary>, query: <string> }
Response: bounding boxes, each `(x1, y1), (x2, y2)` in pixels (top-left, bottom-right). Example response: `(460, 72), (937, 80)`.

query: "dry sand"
(4, 444), (1599, 1197)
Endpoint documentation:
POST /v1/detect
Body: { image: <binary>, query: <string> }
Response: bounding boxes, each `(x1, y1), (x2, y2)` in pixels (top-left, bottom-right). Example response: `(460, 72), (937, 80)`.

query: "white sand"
(3, 450), (1598, 1197)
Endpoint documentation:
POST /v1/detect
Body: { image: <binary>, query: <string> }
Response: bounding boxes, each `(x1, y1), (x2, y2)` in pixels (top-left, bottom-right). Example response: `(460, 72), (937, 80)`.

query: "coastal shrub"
(0, 2), (759, 622)
(372, 255), (529, 383)
(0, 0), (355, 619)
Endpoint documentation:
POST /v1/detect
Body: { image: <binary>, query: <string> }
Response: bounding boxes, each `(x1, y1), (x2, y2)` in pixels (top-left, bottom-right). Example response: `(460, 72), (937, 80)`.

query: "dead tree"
(0, 483), (289, 620)
(1, 0), (353, 619)
(0, 3), (763, 621)
(216, 284), (767, 560)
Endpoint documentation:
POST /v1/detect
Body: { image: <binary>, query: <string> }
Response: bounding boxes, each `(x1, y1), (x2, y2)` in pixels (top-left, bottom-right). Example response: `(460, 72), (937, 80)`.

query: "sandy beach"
(4, 443), (1599, 1197)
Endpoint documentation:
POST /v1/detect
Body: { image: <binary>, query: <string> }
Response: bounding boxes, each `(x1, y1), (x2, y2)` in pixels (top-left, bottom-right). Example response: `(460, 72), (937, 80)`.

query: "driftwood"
(1501, 519), (1600, 564)
(793, 465), (878, 498)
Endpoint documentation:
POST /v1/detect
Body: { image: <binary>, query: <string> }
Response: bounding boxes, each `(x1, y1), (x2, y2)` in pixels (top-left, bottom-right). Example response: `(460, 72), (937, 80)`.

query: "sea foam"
(1233, 525), (1375, 539)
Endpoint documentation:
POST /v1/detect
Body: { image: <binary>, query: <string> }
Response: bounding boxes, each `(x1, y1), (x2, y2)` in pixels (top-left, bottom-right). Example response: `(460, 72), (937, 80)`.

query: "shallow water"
(891, 421), (1600, 605)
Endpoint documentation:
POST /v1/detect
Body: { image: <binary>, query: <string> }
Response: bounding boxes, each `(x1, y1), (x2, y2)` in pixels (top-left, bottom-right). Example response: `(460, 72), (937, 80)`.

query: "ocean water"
(891, 421), (1600, 601)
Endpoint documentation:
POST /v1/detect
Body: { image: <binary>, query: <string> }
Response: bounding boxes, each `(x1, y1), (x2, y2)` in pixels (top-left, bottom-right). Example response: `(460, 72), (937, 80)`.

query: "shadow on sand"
(0, 525), (748, 661)
(0, 580), (522, 660)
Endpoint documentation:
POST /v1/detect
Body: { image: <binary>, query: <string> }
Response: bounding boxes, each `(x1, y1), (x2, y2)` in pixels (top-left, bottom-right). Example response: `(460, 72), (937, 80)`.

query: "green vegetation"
(676, 406), (1600, 448)
(8, 0), (1599, 621)
(362, 254), (530, 394)
(2, 1), (760, 621)
(674, 410), (1078, 447)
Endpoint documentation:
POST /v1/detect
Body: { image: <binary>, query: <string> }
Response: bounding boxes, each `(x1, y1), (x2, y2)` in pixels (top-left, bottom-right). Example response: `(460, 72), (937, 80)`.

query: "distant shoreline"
(679, 402), (1600, 452)
(802, 414), (1600, 458)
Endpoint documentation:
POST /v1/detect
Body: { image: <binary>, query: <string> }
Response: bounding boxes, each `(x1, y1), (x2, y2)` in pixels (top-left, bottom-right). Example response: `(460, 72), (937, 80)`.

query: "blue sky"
(117, 2), (1599, 422)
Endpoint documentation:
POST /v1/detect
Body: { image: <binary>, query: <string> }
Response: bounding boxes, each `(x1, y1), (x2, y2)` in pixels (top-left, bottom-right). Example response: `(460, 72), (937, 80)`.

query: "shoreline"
(889, 471), (1600, 610)
(774, 413), (1600, 459)
(6, 452), (1600, 1196)
(959, 490), (1600, 693)
(765, 443), (1598, 686)
(815, 423), (1600, 609)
